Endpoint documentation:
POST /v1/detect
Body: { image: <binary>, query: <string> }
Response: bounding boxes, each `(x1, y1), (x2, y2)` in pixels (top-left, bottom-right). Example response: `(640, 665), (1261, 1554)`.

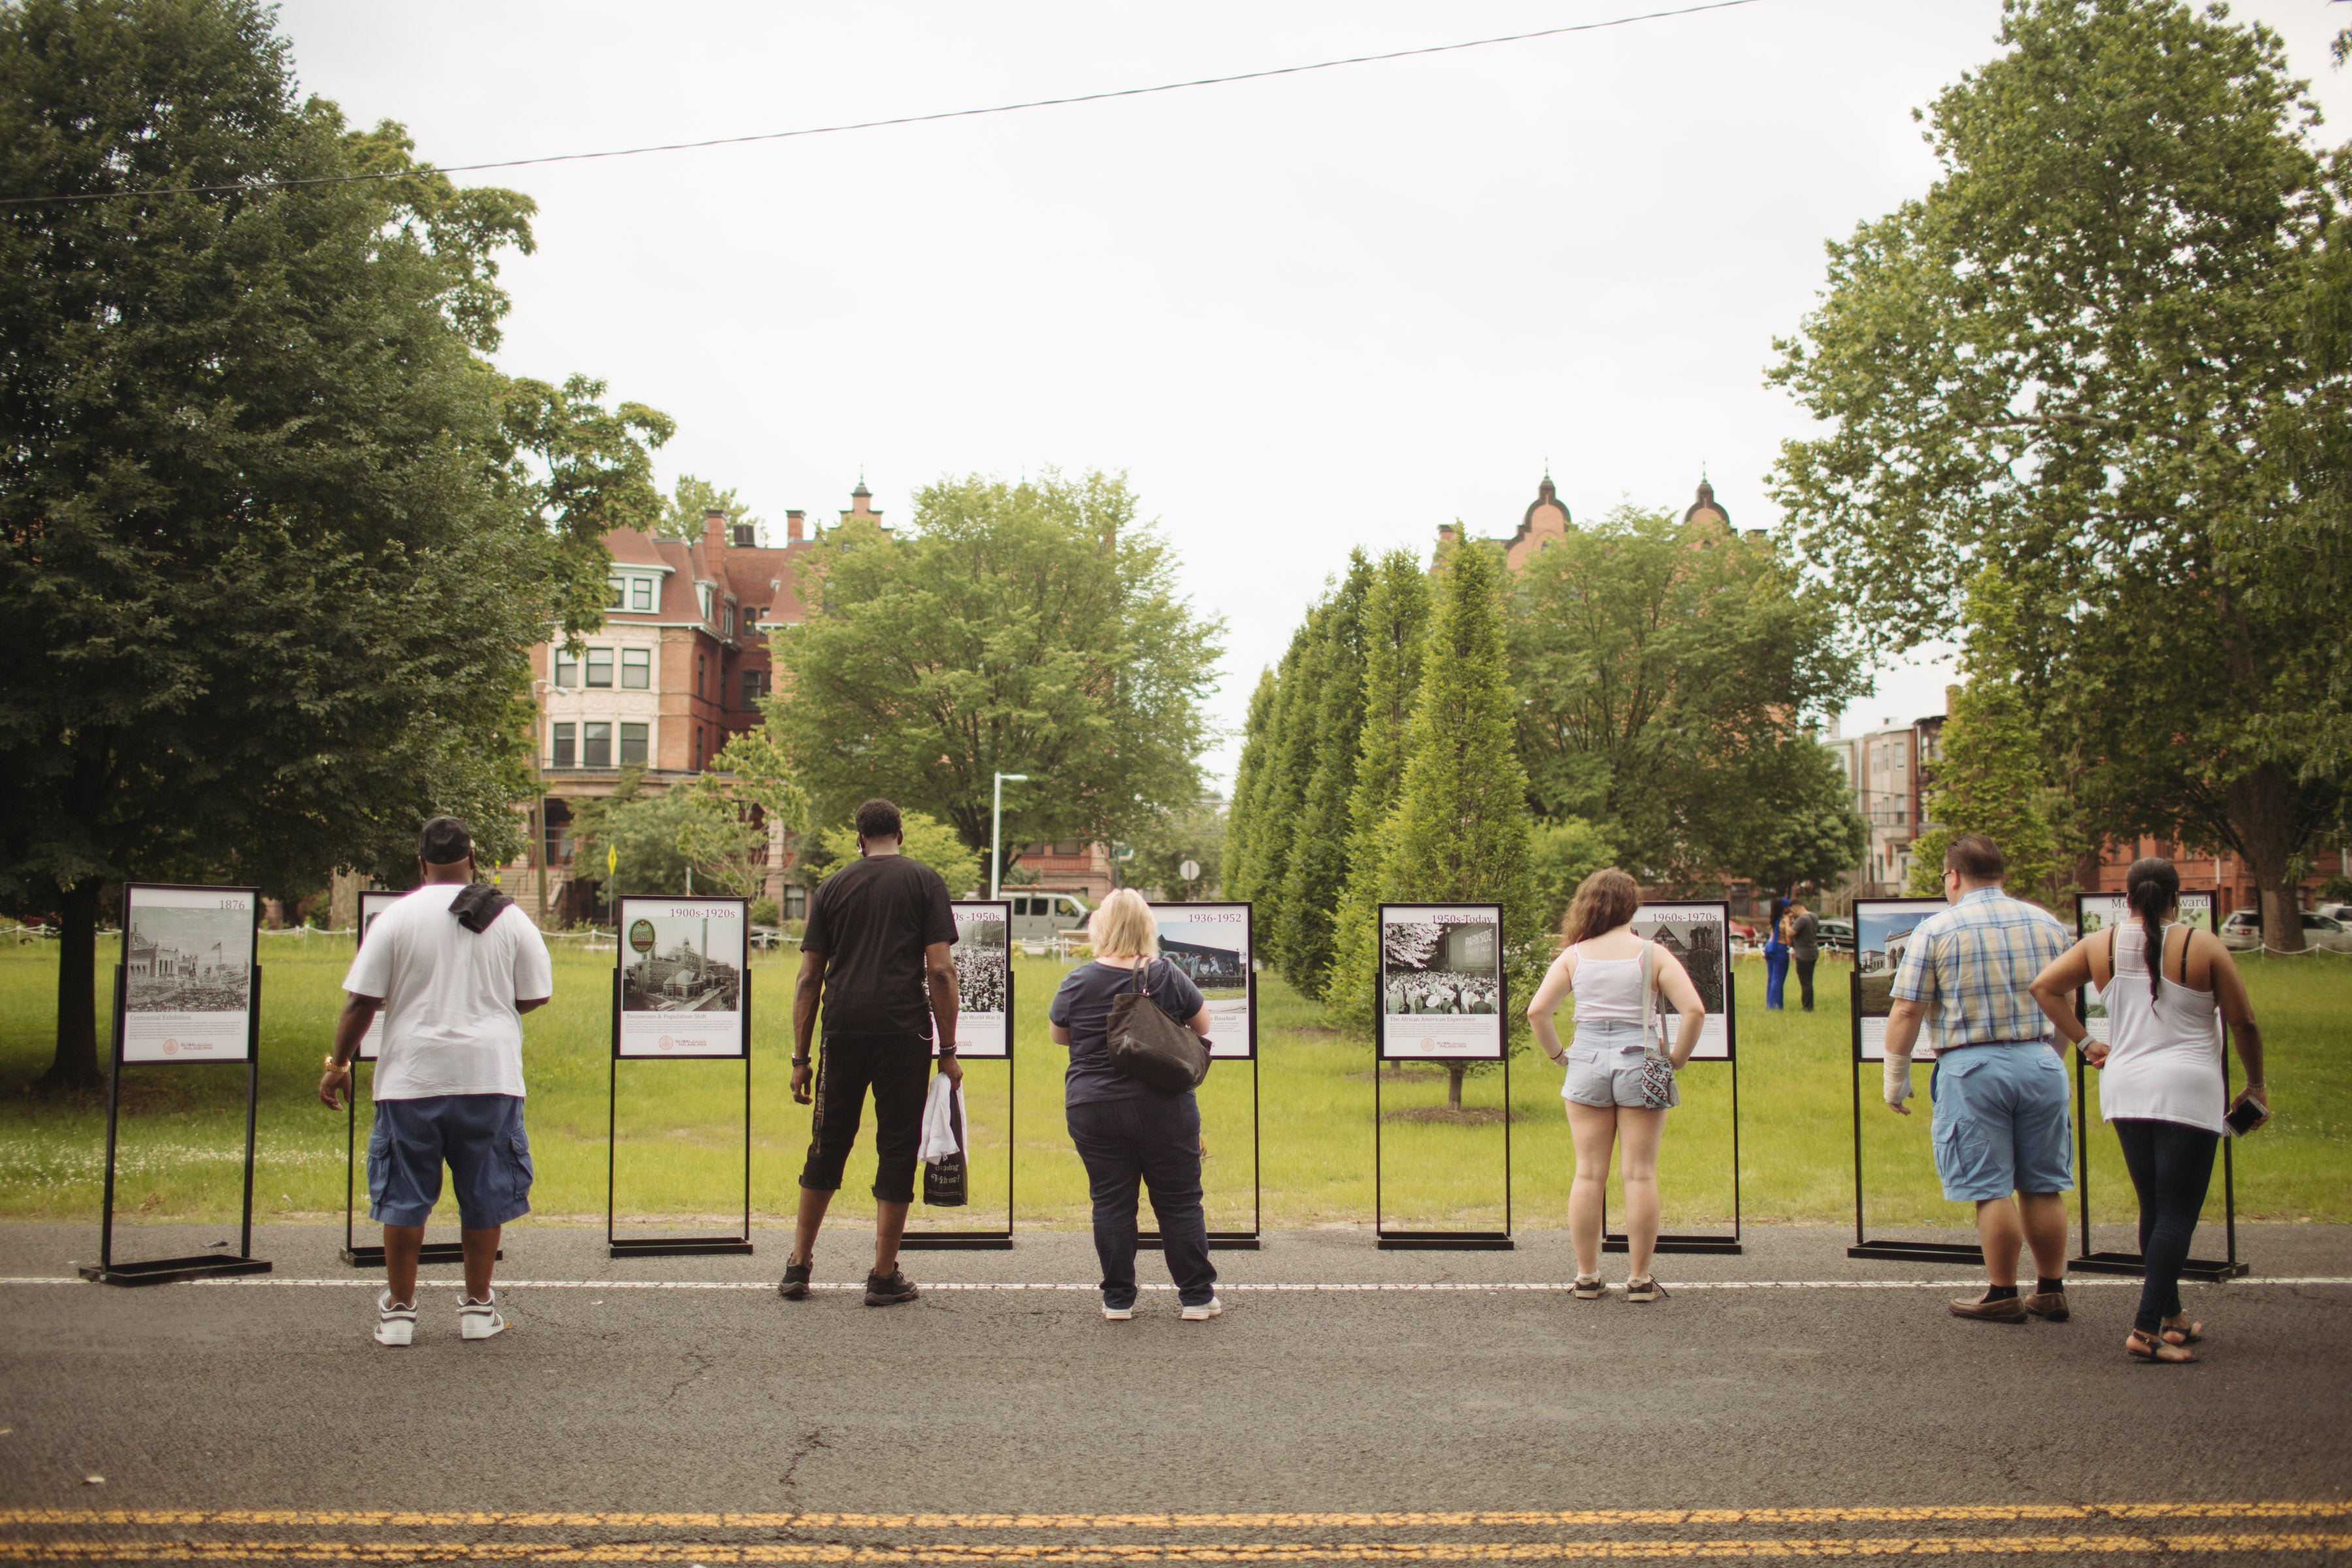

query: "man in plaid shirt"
(1884, 833), (2076, 1324)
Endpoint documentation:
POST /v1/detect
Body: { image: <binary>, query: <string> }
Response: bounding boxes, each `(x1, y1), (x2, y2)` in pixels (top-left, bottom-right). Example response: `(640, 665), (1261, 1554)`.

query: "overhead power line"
(1, 0), (1762, 208)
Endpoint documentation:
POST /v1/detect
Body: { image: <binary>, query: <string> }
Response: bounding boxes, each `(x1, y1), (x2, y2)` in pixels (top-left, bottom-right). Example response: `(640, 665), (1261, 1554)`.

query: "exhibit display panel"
(1377, 904), (1505, 1062)
(945, 900), (1011, 1058)
(1629, 900), (1734, 1060)
(119, 884), (258, 1064)
(615, 897), (749, 1058)
(354, 890), (400, 1060)
(2075, 890), (2214, 1045)
(1154, 902), (1254, 1058)
(1850, 898), (1950, 1062)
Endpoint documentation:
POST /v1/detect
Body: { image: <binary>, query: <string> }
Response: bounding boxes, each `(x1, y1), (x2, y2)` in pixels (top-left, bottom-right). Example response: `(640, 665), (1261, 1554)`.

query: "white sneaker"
(1101, 1301), (1135, 1321)
(1180, 1296), (1222, 1321)
(459, 1290), (507, 1341)
(374, 1292), (416, 1347)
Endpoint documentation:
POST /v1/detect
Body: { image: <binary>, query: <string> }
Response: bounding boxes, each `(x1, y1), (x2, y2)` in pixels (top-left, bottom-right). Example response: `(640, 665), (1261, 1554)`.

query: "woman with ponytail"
(2031, 858), (2270, 1364)
(1526, 868), (1707, 1303)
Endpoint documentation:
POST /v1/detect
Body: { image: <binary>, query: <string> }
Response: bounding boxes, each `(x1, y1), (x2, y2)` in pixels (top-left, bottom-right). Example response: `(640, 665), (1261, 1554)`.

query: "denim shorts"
(1561, 1021), (1678, 1110)
(367, 1094), (534, 1229)
(1929, 1043), (2073, 1202)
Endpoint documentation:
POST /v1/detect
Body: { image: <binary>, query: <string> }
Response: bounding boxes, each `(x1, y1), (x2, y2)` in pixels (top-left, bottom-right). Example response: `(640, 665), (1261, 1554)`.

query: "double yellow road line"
(2, 1503), (2345, 1562)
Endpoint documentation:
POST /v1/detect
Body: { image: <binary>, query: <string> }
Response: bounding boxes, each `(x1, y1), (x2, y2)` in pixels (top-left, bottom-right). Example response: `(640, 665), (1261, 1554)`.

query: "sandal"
(2126, 1327), (2193, 1364)
(2162, 1318), (2204, 1346)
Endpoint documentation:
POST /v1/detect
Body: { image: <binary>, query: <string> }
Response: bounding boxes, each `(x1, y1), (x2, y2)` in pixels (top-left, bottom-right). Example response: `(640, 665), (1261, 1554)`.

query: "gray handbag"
(1637, 940), (1678, 1110)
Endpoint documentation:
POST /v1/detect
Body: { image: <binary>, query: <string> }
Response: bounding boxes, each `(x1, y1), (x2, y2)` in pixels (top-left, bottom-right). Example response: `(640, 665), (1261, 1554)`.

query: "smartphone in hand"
(2225, 1096), (2269, 1137)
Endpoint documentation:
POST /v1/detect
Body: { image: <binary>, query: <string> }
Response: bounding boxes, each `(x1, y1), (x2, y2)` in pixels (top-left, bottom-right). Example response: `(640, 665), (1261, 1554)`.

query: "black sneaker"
(777, 1260), (812, 1301)
(864, 1268), (919, 1307)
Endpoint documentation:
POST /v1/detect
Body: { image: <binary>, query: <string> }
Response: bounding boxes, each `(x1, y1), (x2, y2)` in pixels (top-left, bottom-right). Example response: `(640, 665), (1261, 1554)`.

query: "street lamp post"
(990, 772), (1031, 900)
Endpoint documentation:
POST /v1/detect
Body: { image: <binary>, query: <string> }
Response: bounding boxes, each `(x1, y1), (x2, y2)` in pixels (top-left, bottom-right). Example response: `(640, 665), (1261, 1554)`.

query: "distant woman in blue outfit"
(1049, 889), (1220, 1324)
(1762, 896), (1791, 1010)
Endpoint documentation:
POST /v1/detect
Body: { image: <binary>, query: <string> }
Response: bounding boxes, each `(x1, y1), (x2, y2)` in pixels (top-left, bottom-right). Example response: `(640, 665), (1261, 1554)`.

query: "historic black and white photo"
(1154, 903), (1254, 1058)
(1379, 905), (1504, 1060)
(948, 901), (1011, 1058)
(616, 898), (747, 1057)
(119, 884), (256, 1064)
(1630, 901), (1733, 1060)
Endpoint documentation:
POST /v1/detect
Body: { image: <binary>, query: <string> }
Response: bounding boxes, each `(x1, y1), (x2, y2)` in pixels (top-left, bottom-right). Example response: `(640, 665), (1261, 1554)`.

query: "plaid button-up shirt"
(1889, 887), (2070, 1049)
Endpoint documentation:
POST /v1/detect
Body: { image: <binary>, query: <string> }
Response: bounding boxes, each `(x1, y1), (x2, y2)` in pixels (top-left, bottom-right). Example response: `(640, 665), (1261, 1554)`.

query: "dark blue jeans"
(2112, 1117), (2219, 1334)
(1066, 1093), (1217, 1308)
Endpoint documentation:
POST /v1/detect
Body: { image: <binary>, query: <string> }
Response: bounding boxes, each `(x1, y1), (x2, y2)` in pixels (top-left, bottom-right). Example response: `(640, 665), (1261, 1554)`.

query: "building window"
(741, 669), (764, 708)
(631, 578), (653, 612)
(742, 606), (760, 636)
(619, 722), (648, 766)
(582, 722), (612, 768)
(553, 649), (576, 687)
(586, 648), (613, 688)
(699, 585), (713, 622)
(783, 885), (808, 921)
(621, 647), (651, 689)
(1054, 840), (1083, 857)
(606, 578), (625, 609)
(543, 798), (572, 864)
(693, 726), (704, 771)
(696, 655), (705, 698)
(725, 604), (735, 638)
(552, 723), (575, 768)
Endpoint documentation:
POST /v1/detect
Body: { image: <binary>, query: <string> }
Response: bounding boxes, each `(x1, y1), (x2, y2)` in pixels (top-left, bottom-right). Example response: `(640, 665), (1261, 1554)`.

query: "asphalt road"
(2, 1222), (2347, 1563)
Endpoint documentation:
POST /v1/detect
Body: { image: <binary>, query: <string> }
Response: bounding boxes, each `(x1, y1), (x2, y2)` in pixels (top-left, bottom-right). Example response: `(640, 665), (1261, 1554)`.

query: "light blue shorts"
(1561, 1021), (1678, 1110)
(1929, 1043), (2072, 1202)
(368, 1094), (534, 1229)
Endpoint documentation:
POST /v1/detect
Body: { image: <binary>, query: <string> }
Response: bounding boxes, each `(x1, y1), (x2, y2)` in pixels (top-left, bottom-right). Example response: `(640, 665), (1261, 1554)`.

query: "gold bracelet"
(322, 1054), (349, 1072)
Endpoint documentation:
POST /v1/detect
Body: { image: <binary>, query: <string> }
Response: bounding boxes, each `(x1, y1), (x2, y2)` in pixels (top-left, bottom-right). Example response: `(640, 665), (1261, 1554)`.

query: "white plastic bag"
(918, 1073), (966, 1165)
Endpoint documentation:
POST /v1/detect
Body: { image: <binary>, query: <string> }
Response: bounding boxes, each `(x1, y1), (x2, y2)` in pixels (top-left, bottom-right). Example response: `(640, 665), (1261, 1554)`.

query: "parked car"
(1813, 918), (1856, 955)
(2316, 902), (2352, 924)
(1006, 890), (1091, 945)
(2219, 909), (2352, 952)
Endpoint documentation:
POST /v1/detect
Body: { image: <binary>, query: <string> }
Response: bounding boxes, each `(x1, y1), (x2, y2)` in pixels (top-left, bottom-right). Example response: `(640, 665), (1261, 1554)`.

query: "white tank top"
(1569, 941), (1648, 1025)
(2101, 923), (2225, 1135)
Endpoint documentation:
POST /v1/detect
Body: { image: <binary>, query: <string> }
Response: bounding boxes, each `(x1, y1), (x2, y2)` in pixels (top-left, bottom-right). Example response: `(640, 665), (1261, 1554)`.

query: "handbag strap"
(1639, 938), (1656, 1051)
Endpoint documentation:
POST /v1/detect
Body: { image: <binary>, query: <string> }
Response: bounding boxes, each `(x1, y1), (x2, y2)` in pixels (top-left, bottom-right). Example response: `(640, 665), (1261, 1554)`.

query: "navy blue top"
(1049, 958), (1206, 1105)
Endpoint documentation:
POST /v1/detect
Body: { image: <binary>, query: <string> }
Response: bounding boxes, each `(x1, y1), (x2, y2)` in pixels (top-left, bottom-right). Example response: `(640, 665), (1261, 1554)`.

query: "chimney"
(703, 507), (727, 550)
(786, 510), (806, 543)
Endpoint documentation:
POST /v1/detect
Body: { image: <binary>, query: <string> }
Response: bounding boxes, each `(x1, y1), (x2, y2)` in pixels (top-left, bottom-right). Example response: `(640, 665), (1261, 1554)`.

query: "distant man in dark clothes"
(1786, 901), (1820, 1012)
(780, 798), (960, 1307)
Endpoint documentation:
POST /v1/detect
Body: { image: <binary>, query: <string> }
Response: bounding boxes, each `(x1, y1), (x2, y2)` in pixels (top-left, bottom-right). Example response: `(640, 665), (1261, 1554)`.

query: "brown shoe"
(2025, 1290), (2070, 1322)
(1949, 1293), (2028, 1322)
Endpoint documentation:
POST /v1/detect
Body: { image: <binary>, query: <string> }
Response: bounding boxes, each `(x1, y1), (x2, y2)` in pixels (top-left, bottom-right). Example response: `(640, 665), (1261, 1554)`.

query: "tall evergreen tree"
(1325, 551), (1433, 1030)
(1277, 551), (1374, 992)
(1231, 608), (1325, 957)
(1372, 546), (1538, 1107)
(1220, 669), (1277, 899)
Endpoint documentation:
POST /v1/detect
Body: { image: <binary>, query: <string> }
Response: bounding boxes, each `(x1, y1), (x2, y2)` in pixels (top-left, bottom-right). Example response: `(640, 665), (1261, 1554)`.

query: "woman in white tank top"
(1526, 868), (1706, 1303)
(2029, 858), (2268, 1365)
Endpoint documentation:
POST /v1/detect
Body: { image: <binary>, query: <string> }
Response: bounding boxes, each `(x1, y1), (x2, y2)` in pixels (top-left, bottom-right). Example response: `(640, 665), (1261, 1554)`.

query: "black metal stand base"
(608, 1237), (755, 1258)
(2072, 1249), (2249, 1283)
(1377, 1231), (1514, 1251)
(901, 1233), (1013, 1251)
(80, 1255), (271, 1287)
(1137, 1231), (1262, 1252)
(1605, 1232), (1742, 1255)
(340, 1243), (496, 1267)
(1848, 1239), (1985, 1266)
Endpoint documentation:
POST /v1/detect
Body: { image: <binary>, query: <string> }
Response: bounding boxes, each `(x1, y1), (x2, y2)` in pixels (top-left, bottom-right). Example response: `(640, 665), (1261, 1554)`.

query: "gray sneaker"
(1625, 1277), (1668, 1304)
(864, 1269), (919, 1307)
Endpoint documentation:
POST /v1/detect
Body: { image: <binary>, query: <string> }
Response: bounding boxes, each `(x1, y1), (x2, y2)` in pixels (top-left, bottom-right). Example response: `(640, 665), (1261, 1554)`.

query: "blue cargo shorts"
(367, 1094), (534, 1229)
(1929, 1043), (2072, 1203)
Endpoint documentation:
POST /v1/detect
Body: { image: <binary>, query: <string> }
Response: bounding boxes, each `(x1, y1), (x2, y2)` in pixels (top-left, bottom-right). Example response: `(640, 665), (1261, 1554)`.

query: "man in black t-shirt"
(781, 798), (961, 1307)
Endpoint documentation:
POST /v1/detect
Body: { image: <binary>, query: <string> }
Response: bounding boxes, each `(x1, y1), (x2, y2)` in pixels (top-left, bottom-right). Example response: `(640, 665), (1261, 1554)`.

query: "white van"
(1007, 891), (1090, 945)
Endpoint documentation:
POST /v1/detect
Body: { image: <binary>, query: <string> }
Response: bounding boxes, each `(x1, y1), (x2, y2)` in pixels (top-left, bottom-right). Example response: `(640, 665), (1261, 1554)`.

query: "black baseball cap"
(419, 816), (474, 865)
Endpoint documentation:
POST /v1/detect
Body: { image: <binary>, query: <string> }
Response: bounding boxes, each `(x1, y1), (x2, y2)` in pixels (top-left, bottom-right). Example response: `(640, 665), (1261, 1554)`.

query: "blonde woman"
(1048, 889), (1218, 1322)
(1526, 868), (1705, 1302)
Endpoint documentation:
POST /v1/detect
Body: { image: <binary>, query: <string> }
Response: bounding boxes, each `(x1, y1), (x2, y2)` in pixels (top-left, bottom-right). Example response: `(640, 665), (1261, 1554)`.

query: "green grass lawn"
(1, 936), (2344, 1232)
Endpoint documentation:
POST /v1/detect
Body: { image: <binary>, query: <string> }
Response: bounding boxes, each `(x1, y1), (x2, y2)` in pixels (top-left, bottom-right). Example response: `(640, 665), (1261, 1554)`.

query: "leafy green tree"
(1277, 551), (1375, 994)
(815, 811), (983, 895)
(768, 471), (1223, 886)
(569, 773), (702, 899)
(1226, 613), (1322, 947)
(678, 729), (810, 900)
(0, 0), (666, 1083)
(1127, 794), (1227, 901)
(655, 474), (761, 543)
(1769, 0), (2351, 946)
(1723, 740), (1870, 900)
(1325, 550), (1433, 1031)
(1527, 817), (1617, 934)
(1370, 545), (1539, 1109)
(502, 373), (676, 647)
(1509, 506), (1864, 888)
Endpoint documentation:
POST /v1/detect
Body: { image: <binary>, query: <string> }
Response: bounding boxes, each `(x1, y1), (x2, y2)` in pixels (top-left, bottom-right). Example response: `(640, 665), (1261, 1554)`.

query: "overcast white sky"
(272, 0), (2352, 784)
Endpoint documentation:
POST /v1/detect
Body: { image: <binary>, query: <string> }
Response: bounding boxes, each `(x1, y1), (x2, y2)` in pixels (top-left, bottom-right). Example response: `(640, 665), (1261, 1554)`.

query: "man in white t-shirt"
(321, 817), (553, 1347)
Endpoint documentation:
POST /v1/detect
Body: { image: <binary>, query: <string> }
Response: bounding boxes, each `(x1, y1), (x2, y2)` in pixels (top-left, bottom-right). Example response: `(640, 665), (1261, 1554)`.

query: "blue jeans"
(2113, 1118), (2219, 1334)
(1066, 1094), (1217, 1308)
(1763, 943), (1789, 1009)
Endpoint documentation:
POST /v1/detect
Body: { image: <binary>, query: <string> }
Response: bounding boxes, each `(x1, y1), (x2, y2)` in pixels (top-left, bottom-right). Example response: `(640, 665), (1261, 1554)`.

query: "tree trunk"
(2227, 764), (2306, 954)
(41, 878), (104, 1090)
(1447, 1065), (1463, 1111)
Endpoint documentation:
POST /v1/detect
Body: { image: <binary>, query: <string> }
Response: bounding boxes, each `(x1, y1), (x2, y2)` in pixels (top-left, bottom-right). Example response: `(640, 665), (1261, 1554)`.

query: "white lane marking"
(7, 1275), (2347, 1290)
